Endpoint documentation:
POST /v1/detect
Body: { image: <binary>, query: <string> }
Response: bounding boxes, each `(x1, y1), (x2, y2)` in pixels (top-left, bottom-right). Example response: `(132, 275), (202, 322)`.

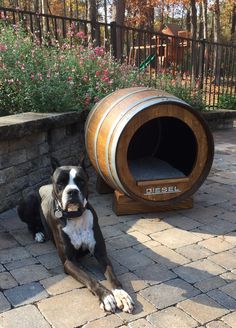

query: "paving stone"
(222, 312), (236, 328)
(173, 259), (226, 284)
(134, 263), (176, 286)
(128, 318), (154, 328)
(4, 256), (39, 271)
(0, 272), (18, 290)
(209, 250), (236, 270)
(0, 246), (30, 264)
(40, 273), (83, 296)
(219, 281), (236, 299)
(199, 237), (234, 253)
(194, 276), (227, 293)
(83, 314), (124, 328)
(4, 282), (48, 307)
(147, 306), (199, 328)
(124, 218), (172, 235)
(220, 272), (236, 283)
(0, 292), (11, 313)
(101, 224), (124, 239)
(106, 233), (139, 250)
(207, 289), (236, 310)
(140, 278), (199, 309)
(108, 256), (129, 275)
(198, 220), (236, 235)
(0, 232), (19, 250)
(164, 215), (201, 231)
(10, 264), (51, 285)
(117, 272), (148, 293)
(0, 264), (5, 272)
(37, 251), (61, 269)
(180, 206), (223, 224)
(150, 228), (202, 249)
(133, 240), (161, 252)
(206, 321), (231, 328)
(116, 293), (156, 322)
(140, 245), (189, 269)
(9, 228), (34, 246)
(0, 304), (51, 327)
(190, 229), (215, 240)
(0, 210), (26, 231)
(128, 230), (151, 243)
(178, 294), (229, 325)
(37, 289), (106, 328)
(25, 241), (55, 256)
(176, 243), (213, 261)
(223, 232), (236, 245)
(48, 264), (64, 275)
(110, 248), (154, 271)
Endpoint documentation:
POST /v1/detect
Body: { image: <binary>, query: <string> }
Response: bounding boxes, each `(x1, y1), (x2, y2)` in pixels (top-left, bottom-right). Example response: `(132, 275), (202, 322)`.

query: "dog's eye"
(57, 183), (64, 191)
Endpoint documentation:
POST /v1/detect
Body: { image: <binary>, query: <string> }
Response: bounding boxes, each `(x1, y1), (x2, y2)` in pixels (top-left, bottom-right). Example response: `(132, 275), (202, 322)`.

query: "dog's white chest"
(62, 209), (96, 253)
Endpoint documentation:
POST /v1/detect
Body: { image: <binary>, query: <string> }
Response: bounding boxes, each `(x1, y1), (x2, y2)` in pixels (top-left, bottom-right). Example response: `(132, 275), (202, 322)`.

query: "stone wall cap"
(0, 111), (85, 140)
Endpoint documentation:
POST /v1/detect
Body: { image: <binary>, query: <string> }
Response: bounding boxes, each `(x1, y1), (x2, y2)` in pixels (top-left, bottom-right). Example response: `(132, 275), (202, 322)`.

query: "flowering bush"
(153, 69), (205, 110)
(0, 22), (208, 116)
(0, 23), (148, 116)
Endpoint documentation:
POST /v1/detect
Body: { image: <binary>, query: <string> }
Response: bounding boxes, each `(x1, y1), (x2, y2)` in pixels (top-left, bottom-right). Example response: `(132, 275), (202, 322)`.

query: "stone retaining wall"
(0, 112), (85, 213)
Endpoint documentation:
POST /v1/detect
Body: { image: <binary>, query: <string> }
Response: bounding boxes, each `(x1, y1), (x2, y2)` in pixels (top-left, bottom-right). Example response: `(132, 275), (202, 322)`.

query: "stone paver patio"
(0, 128), (236, 328)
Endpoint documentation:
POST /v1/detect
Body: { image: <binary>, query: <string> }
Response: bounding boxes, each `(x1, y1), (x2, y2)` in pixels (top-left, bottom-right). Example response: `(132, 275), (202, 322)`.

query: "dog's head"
(51, 157), (89, 212)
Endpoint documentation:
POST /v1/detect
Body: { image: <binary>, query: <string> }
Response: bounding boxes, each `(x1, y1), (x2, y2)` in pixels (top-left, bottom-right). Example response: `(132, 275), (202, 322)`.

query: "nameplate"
(144, 186), (181, 195)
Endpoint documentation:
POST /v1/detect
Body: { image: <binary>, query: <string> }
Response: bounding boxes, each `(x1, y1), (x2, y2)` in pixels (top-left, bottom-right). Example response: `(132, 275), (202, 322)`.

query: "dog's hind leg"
(17, 193), (46, 243)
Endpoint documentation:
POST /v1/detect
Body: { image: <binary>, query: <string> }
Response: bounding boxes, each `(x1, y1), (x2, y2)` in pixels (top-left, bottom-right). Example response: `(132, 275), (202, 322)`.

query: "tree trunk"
(202, 0), (208, 40)
(88, 0), (98, 43)
(111, 0), (125, 60)
(213, 0), (221, 85)
(190, 0), (197, 82)
(231, 4), (236, 42)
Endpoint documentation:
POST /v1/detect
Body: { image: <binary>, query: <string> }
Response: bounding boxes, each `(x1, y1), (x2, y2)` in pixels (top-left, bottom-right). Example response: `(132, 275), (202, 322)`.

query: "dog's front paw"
(112, 289), (134, 313)
(35, 232), (45, 243)
(100, 293), (117, 313)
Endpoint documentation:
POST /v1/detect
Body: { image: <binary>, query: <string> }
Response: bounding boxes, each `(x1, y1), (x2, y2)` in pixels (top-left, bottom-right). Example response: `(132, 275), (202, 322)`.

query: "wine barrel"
(85, 87), (214, 205)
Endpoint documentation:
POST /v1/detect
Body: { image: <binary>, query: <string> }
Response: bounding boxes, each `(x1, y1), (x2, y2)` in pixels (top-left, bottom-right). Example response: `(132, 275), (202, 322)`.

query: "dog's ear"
(51, 157), (60, 171)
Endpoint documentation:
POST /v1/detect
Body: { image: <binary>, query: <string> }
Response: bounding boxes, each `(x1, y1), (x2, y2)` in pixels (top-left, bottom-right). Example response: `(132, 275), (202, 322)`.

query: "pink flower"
(101, 76), (109, 83)
(94, 96), (99, 103)
(37, 73), (43, 81)
(30, 74), (35, 80)
(83, 75), (88, 82)
(103, 68), (109, 76)
(0, 44), (7, 52)
(67, 76), (73, 81)
(94, 47), (105, 57)
(7, 79), (14, 85)
(95, 71), (101, 77)
(76, 31), (85, 39)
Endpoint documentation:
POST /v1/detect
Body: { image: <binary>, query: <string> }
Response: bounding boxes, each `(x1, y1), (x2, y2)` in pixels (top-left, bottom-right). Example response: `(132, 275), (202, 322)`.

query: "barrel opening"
(127, 117), (198, 181)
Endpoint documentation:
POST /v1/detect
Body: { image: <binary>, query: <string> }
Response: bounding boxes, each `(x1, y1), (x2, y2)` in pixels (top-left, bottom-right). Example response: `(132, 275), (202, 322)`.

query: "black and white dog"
(17, 160), (134, 313)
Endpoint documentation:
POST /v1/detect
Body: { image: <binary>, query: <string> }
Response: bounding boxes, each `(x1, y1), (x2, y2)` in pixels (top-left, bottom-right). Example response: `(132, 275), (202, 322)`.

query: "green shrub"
(218, 94), (236, 110)
(153, 71), (205, 110)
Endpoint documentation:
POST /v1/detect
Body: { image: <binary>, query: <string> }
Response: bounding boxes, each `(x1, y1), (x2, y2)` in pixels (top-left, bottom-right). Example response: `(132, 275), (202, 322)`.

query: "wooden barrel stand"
(85, 87), (214, 215)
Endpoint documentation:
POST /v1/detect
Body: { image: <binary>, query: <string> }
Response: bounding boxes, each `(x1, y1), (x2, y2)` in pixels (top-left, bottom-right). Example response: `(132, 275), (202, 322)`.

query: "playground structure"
(129, 24), (191, 71)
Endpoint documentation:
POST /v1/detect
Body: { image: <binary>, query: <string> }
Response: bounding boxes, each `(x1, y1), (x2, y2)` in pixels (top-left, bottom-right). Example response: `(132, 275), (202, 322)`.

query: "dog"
(17, 159), (134, 313)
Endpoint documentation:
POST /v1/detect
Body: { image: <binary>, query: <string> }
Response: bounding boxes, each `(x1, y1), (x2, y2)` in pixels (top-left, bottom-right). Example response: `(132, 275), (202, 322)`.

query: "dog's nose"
(68, 189), (79, 197)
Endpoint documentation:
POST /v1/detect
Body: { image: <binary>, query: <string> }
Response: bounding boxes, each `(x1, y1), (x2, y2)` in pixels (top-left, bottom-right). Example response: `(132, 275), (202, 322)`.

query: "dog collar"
(54, 202), (86, 220)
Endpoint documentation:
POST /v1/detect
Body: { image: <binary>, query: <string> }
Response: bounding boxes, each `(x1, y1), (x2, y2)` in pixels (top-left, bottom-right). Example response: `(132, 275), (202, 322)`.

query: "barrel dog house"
(85, 87), (214, 214)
